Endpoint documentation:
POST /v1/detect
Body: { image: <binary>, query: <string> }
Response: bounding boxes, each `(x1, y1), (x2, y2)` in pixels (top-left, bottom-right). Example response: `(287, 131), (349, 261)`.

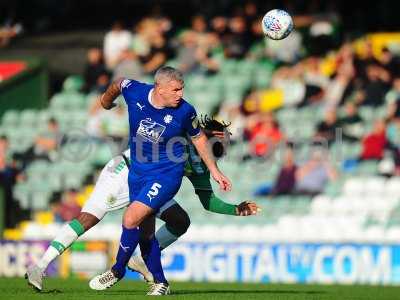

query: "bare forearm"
(192, 132), (219, 173)
(100, 79), (122, 109)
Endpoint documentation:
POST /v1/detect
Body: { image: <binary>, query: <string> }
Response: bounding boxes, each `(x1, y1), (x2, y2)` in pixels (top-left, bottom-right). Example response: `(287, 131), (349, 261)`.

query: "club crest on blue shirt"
(164, 114), (173, 124)
(137, 118), (166, 143)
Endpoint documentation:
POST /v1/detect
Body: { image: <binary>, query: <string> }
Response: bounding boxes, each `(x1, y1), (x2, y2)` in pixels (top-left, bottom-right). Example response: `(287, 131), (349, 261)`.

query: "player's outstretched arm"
(196, 189), (260, 216)
(100, 78), (123, 110)
(191, 132), (232, 191)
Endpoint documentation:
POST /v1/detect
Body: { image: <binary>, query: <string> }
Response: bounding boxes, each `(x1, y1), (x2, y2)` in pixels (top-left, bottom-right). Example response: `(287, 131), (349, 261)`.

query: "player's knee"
(171, 213), (191, 236)
(122, 213), (140, 229)
(77, 212), (99, 231)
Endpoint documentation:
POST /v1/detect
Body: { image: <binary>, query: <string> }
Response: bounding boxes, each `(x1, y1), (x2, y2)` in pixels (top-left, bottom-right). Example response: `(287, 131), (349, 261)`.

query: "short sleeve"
(183, 105), (201, 138)
(119, 79), (143, 104)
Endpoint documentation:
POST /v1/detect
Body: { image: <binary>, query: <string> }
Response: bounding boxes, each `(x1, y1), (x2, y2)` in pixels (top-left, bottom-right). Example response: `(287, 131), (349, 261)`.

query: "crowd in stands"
(3, 2), (400, 231)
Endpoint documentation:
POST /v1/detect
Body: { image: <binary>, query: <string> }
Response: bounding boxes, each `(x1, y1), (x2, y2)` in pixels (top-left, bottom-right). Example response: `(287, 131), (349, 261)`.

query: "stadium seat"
(363, 176), (386, 196)
(385, 227), (400, 243)
(384, 177), (400, 197)
(357, 161), (378, 175)
(343, 178), (364, 195)
(311, 195), (332, 215)
(19, 109), (38, 127)
(1, 110), (19, 127)
(13, 184), (31, 209)
(63, 75), (84, 92)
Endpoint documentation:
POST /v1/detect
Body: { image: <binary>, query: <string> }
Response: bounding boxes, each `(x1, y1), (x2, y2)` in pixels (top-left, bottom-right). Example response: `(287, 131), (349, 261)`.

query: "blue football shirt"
(120, 79), (201, 176)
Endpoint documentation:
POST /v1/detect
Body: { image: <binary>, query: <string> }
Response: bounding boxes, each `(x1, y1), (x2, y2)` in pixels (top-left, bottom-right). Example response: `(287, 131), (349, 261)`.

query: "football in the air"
(261, 9), (293, 40)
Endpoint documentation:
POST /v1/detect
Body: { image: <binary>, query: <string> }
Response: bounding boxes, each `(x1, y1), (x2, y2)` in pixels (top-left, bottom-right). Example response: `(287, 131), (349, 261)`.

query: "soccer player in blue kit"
(92, 67), (231, 295)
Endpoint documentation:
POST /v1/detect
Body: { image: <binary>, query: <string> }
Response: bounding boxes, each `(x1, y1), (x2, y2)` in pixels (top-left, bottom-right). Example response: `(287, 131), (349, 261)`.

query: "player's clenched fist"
(235, 201), (261, 216)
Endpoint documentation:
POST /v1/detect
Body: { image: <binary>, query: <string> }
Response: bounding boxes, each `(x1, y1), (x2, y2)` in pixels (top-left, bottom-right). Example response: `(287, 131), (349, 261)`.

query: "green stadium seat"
(13, 184), (31, 209)
(324, 180), (343, 197)
(359, 106), (374, 121)
(63, 75), (84, 93)
(357, 160), (378, 175)
(19, 109), (38, 127)
(37, 110), (51, 125)
(220, 59), (238, 74)
(2, 110), (19, 127)
(31, 190), (52, 210)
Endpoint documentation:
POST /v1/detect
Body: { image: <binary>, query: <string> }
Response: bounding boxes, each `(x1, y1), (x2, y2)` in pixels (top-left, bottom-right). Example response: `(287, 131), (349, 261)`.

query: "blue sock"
(112, 225), (140, 279)
(140, 237), (168, 284)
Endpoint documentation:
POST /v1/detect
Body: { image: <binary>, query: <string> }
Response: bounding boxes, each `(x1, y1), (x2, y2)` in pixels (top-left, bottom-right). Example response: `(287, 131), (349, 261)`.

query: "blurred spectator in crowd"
(385, 77), (400, 119)
(307, 18), (337, 56)
(191, 15), (208, 35)
(358, 64), (391, 107)
(337, 102), (364, 142)
(379, 47), (400, 78)
(140, 31), (170, 75)
(243, 1), (258, 30)
(103, 21), (133, 69)
(211, 16), (229, 40)
(324, 45), (356, 110)
(315, 110), (339, 144)
(83, 48), (109, 93)
(223, 16), (252, 59)
(246, 113), (285, 158)
(18, 118), (60, 166)
(49, 192), (63, 223)
(59, 189), (81, 221)
(50, 190), (81, 222)
(271, 148), (297, 195)
(34, 118), (60, 157)
(131, 19), (152, 58)
(253, 147), (297, 196)
(0, 23), (22, 47)
(360, 119), (387, 160)
(177, 31), (219, 74)
(113, 49), (143, 80)
(354, 41), (380, 82)
(295, 148), (337, 196)
(0, 135), (22, 227)
(271, 66), (305, 107)
(300, 57), (328, 107)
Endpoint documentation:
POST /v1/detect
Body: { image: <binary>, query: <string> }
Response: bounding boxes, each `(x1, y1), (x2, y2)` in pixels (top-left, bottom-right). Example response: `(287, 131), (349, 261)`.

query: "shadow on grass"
(40, 289), (63, 294)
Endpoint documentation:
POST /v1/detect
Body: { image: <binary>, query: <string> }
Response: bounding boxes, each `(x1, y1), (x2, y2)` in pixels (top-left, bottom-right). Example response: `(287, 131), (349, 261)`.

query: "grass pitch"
(0, 277), (399, 300)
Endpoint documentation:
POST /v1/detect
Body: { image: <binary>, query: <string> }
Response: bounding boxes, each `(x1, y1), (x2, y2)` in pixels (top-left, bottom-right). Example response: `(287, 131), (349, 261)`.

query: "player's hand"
(212, 171), (231, 192)
(236, 201), (261, 216)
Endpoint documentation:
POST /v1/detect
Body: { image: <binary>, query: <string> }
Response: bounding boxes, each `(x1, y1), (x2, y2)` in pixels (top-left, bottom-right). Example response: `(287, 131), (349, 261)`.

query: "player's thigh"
(123, 201), (154, 228)
(81, 174), (127, 220)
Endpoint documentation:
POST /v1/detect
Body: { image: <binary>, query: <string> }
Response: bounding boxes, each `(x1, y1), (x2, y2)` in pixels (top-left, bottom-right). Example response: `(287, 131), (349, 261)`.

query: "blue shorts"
(128, 171), (183, 211)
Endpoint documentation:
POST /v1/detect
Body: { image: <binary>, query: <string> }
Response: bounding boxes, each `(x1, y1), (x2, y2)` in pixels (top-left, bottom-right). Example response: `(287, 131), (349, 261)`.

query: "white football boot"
(89, 270), (120, 290)
(147, 283), (170, 296)
(127, 255), (154, 284)
(25, 265), (45, 291)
